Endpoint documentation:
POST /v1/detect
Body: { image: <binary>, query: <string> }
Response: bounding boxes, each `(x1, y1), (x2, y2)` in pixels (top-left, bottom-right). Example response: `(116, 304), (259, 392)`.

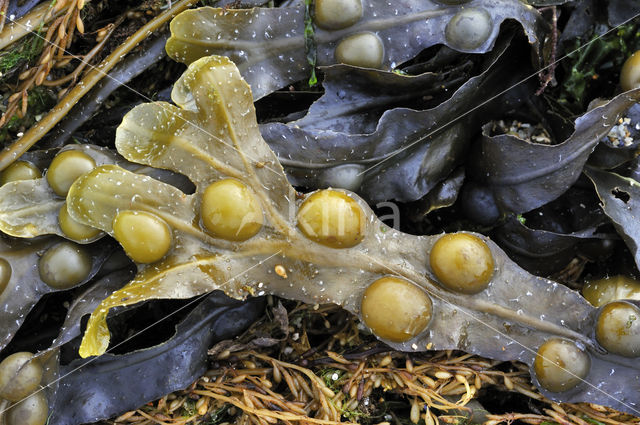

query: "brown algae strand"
(361, 276), (433, 342)
(533, 339), (590, 393)
(429, 233), (494, 294)
(113, 210), (172, 263)
(596, 301), (640, 357)
(297, 189), (365, 248)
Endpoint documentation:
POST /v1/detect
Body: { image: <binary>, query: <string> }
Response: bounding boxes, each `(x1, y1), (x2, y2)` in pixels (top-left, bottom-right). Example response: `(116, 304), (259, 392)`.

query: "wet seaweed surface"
(1, 1), (640, 424)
